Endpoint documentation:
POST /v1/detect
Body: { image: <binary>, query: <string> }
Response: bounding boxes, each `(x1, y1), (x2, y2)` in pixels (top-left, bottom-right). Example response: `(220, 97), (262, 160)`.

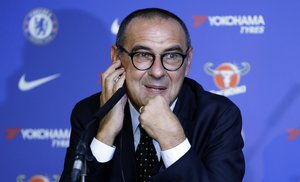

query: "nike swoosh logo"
(18, 73), (60, 91)
(111, 18), (120, 35)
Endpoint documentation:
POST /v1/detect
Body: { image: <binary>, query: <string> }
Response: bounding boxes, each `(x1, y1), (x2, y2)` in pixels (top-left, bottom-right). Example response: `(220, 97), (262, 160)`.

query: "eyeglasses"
(117, 46), (190, 71)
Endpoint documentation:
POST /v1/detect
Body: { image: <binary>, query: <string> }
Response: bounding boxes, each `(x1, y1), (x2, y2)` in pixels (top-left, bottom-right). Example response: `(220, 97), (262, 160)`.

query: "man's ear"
(110, 45), (119, 64)
(185, 48), (193, 76)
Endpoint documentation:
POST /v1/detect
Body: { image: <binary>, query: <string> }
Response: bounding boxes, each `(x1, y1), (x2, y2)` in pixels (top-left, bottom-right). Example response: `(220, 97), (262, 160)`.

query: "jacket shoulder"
(184, 78), (239, 112)
(71, 92), (101, 123)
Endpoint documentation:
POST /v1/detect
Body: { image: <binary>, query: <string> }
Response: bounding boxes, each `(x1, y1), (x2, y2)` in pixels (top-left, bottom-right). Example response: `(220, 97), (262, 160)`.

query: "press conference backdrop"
(1, 0), (299, 181)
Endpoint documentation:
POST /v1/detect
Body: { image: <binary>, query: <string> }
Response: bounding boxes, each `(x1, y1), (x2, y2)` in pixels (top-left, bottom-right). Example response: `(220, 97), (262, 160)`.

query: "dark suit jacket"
(60, 78), (245, 182)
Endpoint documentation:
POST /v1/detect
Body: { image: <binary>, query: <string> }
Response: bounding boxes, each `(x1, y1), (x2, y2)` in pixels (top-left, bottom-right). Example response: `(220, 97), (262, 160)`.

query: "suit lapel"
(173, 79), (195, 140)
(118, 104), (136, 181)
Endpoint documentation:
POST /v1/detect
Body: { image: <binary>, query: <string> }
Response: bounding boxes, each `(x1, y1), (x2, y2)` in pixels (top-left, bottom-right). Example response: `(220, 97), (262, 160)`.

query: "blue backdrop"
(1, 0), (299, 181)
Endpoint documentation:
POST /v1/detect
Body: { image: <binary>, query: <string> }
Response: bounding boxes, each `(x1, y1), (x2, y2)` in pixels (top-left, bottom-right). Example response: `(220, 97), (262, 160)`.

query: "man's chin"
(143, 94), (170, 104)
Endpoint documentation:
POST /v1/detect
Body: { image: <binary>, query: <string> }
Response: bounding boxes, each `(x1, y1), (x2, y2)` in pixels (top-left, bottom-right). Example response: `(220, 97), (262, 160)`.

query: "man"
(60, 8), (245, 182)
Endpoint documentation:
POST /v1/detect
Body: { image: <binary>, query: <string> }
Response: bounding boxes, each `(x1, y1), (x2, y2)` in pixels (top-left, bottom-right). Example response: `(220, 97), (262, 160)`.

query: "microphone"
(71, 87), (126, 182)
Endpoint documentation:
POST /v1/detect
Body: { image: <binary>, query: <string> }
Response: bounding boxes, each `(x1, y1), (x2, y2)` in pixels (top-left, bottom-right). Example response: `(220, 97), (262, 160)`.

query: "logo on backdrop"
(18, 73), (60, 91)
(111, 18), (120, 35)
(204, 62), (250, 96)
(193, 15), (265, 34)
(287, 128), (300, 140)
(23, 8), (58, 45)
(17, 174), (59, 182)
(5, 128), (70, 148)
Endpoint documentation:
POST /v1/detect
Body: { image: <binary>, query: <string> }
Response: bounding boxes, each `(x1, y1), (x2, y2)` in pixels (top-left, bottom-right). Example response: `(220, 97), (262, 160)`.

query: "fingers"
(100, 60), (126, 105)
(102, 61), (124, 89)
(138, 96), (186, 149)
(113, 72), (126, 91)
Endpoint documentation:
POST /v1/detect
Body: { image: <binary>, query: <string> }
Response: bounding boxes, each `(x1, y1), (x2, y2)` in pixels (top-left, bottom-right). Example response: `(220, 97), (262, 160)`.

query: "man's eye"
(134, 52), (152, 59)
(164, 53), (181, 59)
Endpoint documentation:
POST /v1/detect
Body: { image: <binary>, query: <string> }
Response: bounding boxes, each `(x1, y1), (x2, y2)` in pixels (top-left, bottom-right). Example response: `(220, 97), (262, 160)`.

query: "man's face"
(120, 17), (192, 108)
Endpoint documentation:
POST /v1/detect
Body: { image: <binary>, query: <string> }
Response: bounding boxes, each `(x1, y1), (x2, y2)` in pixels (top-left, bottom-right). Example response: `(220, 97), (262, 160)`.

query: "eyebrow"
(131, 45), (152, 52)
(131, 45), (185, 53)
(163, 45), (184, 53)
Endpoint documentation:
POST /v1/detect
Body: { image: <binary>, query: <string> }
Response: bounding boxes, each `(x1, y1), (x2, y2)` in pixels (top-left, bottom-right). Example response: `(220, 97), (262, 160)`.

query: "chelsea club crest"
(23, 8), (58, 45)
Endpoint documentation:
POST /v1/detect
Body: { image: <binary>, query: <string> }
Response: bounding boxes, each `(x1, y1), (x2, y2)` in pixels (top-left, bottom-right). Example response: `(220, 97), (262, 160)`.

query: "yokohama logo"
(193, 15), (265, 34)
(208, 15), (265, 26)
(6, 128), (70, 140)
(6, 128), (20, 140)
(5, 128), (70, 148)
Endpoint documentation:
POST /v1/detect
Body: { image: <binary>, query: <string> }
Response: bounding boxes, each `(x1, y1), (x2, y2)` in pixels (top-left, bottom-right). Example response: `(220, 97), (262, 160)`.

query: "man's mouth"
(145, 85), (167, 93)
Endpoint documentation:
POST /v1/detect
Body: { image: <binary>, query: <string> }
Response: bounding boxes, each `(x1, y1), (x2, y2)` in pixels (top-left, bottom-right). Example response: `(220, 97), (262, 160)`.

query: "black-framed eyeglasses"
(117, 46), (190, 71)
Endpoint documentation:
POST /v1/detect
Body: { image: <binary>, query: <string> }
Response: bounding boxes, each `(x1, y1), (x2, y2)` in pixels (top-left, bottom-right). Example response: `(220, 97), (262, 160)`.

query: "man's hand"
(96, 59), (127, 146)
(139, 95), (186, 150)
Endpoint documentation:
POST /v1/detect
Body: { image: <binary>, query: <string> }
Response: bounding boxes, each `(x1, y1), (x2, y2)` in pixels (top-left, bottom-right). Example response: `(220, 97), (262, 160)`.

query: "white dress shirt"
(90, 99), (191, 168)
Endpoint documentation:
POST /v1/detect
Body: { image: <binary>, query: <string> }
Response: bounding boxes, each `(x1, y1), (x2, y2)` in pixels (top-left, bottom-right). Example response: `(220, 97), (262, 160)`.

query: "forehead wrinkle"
(124, 17), (186, 50)
(131, 44), (184, 54)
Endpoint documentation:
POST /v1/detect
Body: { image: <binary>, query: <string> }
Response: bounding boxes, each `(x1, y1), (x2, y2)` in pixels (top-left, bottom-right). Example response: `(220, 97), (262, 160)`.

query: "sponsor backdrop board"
(1, 1), (299, 181)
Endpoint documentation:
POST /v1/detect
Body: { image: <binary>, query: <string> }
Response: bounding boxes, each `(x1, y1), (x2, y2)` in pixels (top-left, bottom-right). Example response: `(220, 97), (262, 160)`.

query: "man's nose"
(148, 57), (165, 78)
